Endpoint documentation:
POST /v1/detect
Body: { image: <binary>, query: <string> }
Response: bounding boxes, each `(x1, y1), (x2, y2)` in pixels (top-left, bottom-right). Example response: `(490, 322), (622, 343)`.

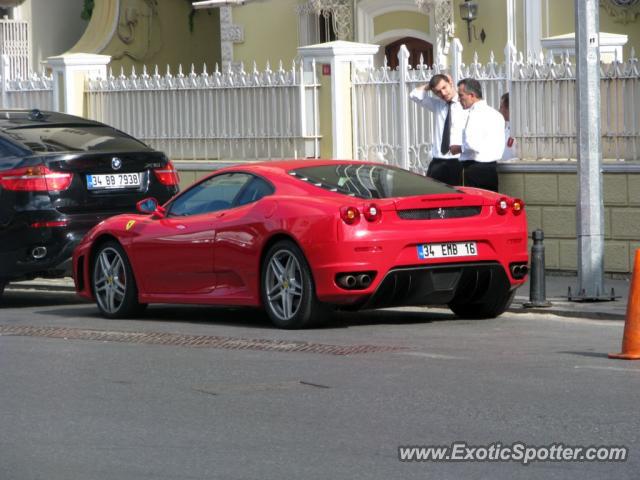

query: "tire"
(261, 240), (329, 329)
(448, 288), (516, 319)
(92, 241), (146, 318)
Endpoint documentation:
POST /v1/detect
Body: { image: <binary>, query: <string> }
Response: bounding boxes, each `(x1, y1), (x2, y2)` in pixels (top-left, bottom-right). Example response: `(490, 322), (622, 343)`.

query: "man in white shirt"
(409, 74), (467, 185)
(499, 92), (517, 161)
(450, 78), (505, 192)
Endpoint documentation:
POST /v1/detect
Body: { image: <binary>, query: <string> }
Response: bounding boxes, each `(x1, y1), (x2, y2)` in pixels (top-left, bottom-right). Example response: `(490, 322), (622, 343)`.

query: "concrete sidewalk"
(7, 274), (632, 321)
(513, 274), (630, 320)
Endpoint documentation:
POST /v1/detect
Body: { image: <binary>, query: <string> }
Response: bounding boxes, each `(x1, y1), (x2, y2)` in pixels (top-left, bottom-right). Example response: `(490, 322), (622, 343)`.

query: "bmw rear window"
(289, 164), (456, 199)
(3, 125), (148, 153)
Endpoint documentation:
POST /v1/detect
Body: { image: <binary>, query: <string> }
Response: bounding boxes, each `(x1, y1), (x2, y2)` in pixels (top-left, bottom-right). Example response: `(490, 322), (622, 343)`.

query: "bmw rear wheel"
(92, 241), (145, 318)
(261, 240), (328, 329)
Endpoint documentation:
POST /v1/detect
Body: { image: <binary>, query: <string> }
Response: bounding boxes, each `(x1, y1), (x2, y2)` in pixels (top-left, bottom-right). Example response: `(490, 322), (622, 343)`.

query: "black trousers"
(426, 157), (462, 186)
(461, 161), (499, 192)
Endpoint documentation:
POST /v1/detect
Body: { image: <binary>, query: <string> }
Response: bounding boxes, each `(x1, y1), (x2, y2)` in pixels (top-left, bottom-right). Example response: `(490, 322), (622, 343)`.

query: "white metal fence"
(511, 50), (640, 161)
(353, 42), (640, 169)
(0, 19), (29, 82)
(85, 61), (321, 161)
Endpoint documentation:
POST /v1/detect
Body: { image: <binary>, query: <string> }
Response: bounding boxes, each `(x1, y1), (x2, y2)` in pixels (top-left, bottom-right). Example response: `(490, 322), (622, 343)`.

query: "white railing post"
(0, 54), (8, 107)
(46, 53), (111, 115)
(450, 38), (463, 85)
(398, 44), (411, 170)
(298, 41), (379, 159)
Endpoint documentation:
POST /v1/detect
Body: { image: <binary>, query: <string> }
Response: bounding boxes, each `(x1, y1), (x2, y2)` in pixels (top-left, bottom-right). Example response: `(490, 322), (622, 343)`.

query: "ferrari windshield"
(289, 163), (456, 199)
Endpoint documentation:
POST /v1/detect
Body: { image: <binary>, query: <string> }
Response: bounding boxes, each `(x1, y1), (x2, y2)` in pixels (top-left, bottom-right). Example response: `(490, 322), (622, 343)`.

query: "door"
(385, 37), (433, 69)
(131, 172), (255, 295)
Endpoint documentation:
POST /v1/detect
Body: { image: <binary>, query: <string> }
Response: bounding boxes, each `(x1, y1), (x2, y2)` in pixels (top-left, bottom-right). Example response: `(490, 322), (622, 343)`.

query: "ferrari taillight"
(496, 197), (525, 216)
(363, 203), (382, 222)
(496, 197), (509, 215)
(0, 165), (73, 192)
(340, 206), (360, 225)
(153, 161), (180, 186)
(511, 198), (525, 215)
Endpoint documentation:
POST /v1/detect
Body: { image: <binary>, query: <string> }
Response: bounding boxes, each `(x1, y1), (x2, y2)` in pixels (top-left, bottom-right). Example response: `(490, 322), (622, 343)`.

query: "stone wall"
(499, 164), (640, 274)
(174, 161), (640, 275)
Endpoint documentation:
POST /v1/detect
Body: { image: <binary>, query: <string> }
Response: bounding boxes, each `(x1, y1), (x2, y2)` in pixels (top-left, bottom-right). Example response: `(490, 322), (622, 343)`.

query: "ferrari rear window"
(289, 164), (456, 199)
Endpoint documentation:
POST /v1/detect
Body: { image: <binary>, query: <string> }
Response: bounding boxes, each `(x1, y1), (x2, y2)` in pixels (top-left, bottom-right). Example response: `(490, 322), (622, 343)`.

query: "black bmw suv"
(0, 109), (179, 298)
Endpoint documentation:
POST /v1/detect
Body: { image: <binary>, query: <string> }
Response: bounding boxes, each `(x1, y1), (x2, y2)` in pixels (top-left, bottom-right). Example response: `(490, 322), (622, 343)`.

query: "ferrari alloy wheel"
(92, 241), (145, 318)
(262, 240), (328, 329)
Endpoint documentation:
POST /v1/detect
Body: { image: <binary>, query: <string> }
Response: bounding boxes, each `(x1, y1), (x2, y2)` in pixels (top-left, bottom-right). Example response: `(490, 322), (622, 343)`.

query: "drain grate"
(0, 325), (405, 356)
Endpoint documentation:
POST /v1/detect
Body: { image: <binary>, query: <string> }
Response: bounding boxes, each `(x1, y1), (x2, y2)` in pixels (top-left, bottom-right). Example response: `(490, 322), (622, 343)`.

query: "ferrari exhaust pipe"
(357, 274), (372, 288)
(510, 263), (529, 279)
(337, 274), (357, 289)
(31, 246), (47, 259)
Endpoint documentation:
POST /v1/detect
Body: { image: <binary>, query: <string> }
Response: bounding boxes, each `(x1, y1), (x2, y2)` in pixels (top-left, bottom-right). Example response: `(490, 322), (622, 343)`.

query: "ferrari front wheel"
(92, 241), (146, 318)
(261, 240), (328, 329)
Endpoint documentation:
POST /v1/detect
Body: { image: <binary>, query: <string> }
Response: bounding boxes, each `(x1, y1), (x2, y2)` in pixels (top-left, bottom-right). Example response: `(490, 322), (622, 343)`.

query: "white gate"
(353, 43), (640, 166)
(85, 61), (321, 162)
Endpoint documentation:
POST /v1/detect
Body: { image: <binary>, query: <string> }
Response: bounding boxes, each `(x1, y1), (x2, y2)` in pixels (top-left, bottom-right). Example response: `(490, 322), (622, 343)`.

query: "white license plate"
(87, 173), (142, 190)
(417, 241), (478, 259)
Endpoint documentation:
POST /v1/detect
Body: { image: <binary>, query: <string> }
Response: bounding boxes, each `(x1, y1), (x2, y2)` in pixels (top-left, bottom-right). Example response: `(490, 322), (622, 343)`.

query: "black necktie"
(441, 102), (451, 155)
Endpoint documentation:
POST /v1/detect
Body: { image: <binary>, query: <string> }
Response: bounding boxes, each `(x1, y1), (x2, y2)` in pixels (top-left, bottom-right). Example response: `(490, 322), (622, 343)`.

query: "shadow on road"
(33, 302), (459, 331)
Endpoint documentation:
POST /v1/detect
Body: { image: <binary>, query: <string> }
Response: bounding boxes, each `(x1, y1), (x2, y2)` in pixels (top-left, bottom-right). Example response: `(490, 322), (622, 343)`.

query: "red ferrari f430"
(73, 160), (529, 328)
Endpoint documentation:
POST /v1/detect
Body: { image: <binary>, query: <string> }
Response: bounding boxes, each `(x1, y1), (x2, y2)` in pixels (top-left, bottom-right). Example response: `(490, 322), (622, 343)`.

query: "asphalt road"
(1, 288), (639, 480)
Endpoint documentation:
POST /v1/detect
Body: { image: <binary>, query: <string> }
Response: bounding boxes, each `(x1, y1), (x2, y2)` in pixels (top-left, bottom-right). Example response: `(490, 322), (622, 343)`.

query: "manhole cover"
(0, 325), (405, 356)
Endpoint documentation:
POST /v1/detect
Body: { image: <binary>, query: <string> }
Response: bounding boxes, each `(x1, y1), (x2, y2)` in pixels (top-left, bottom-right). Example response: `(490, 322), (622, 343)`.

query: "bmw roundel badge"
(111, 157), (122, 170)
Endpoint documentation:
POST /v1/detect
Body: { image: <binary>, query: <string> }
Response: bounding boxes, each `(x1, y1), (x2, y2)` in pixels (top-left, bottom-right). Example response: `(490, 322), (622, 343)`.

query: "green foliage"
(81, 0), (94, 21)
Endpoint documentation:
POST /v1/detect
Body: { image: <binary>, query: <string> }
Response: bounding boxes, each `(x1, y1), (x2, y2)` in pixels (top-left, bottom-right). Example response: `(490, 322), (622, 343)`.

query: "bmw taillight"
(153, 161), (180, 186)
(496, 197), (525, 216)
(0, 165), (73, 191)
(363, 203), (382, 222)
(340, 206), (361, 225)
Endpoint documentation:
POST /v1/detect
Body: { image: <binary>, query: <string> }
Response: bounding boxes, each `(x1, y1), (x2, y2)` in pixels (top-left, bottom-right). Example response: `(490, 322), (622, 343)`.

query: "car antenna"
(28, 109), (45, 121)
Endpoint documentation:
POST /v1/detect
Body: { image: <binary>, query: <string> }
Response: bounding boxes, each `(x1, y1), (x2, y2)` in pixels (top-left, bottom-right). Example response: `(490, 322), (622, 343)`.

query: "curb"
(512, 297), (626, 321)
(6, 282), (76, 293)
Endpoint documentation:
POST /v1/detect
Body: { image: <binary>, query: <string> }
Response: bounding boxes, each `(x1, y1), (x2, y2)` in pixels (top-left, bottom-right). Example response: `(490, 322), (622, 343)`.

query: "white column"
(525, 0), (542, 56)
(46, 53), (111, 115)
(506, 0), (516, 52)
(298, 41), (379, 159)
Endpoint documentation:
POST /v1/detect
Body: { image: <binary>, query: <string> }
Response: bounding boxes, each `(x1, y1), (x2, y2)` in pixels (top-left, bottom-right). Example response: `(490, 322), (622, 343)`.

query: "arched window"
(385, 37), (433, 69)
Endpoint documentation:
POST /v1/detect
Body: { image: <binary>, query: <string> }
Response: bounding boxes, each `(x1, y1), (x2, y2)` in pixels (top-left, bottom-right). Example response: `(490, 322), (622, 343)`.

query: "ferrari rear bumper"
(363, 261), (512, 309)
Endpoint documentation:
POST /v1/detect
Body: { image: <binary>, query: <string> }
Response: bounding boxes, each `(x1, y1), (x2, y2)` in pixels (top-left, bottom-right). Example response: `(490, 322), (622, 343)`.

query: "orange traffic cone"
(609, 249), (640, 360)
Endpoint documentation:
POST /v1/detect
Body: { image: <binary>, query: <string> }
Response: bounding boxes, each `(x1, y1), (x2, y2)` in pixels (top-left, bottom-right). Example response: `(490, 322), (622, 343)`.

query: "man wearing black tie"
(409, 74), (467, 185)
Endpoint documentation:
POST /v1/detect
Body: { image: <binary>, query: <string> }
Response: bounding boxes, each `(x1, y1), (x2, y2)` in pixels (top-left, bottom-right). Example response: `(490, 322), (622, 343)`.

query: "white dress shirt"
(501, 121), (517, 161)
(460, 100), (505, 162)
(409, 87), (467, 160)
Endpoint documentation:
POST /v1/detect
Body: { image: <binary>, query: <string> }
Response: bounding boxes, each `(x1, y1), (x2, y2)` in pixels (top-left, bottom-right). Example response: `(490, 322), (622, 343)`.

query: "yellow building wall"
(373, 11), (430, 37)
(232, 0), (301, 67)
(547, 0), (639, 61)
(452, 0), (508, 64)
(99, 1), (221, 76)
